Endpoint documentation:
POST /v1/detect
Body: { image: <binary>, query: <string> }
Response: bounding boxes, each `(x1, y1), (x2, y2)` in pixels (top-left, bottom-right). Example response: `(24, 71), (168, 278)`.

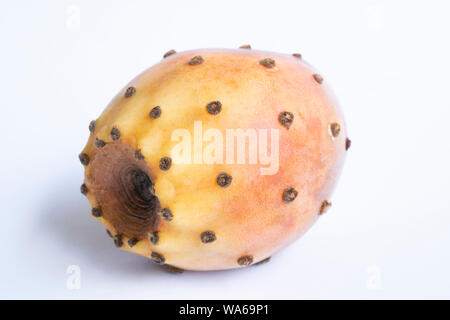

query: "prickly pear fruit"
(79, 48), (349, 271)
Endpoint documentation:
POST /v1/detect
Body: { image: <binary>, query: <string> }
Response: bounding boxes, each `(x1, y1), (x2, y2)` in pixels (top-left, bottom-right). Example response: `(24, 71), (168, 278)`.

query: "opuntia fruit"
(79, 47), (349, 271)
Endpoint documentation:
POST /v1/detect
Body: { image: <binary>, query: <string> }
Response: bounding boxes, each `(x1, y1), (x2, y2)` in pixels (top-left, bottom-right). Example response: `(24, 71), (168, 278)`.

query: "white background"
(1, 0), (449, 299)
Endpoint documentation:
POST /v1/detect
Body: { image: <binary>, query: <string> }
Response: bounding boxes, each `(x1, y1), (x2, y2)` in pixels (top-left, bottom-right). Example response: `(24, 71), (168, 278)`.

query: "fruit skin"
(80, 48), (348, 271)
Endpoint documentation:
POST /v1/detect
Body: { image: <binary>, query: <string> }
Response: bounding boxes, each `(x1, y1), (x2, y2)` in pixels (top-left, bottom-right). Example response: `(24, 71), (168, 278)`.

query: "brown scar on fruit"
(88, 142), (161, 239)
(319, 200), (332, 215)
(189, 56), (204, 65)
(159, 157), (172, 171)
(239, 44), (251, 49)
(159, 208), (173, 221)
(114, 234), (123, 247)
(260, 58), (275, 68)
(237, 255), (253, 266)
(79, 153), (90, 166)
(135, 149), (145, 160)
(149, 106), (161, 119)
(292, 53), (302, 59)
(163, 49), (176, 58)
(346, 138), (351, 150)
(330, 122), (341, 138)
(216, 172), (232, 188)
(279, 111), (294, 129)
(89, 120), (96, 133)
(124, 86), (136, 98)
(200, 231), (216, 244)
(95, 138), (106, 148)
(110, 127), (121, 141)
(282, 187), (298, 203)
(128, 238), (138, 247)
(149, 231), (159, 245)
(151, 252), (165, 264)
(313, 74), (323, 84)
(162, 264), (184, 274)
(206, 101), (222, 115)
(91, 207), (102, 217)
(80, 183), (88, 195)
(106, 229), (113, 238)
